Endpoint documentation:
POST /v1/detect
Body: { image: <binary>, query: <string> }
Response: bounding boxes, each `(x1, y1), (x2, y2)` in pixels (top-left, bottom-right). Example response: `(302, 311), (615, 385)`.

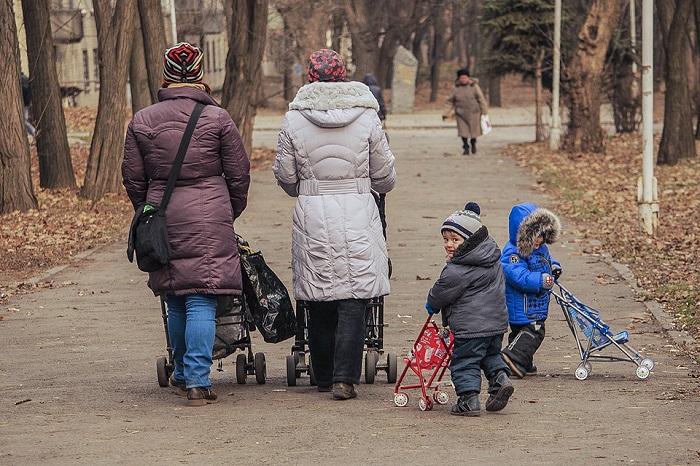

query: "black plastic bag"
(237, 235), (296, 343)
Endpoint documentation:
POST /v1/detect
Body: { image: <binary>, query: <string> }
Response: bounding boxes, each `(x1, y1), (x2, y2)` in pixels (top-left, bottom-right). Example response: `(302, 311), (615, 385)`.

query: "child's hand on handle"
(542, 273), (554, 289)
(552, 266), (563, 280)
(425, 301), (437, 315)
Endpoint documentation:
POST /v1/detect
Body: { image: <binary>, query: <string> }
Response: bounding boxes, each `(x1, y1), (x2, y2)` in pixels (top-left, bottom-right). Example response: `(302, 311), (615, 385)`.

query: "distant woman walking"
(443, 69), (487, 155)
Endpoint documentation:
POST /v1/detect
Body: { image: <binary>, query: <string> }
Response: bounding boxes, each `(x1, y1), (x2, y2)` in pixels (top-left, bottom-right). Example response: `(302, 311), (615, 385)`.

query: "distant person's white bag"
(481, 114), (492, 135)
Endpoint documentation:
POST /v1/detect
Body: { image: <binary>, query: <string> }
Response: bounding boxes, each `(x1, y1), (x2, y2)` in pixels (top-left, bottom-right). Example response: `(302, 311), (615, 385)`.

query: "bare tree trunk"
(657, 0), (696, 165)
(535, 48), (545, 142)
(22, 0), (76, 190)
(693, 0), (700, 139)
(376, 0), (425, 89)
(276, 0), (330, 98)
(138, 0), (168, 104)
(0, 0), (37, 213)
(221, 0), (268, 156)
(429, 2), (446, 103)
(130, 10), (152, 114)
(563, 0), (622, 153)
(82, 0), (136, 201)
(344, 0), (384, 79)
(489, 75), (501, 108)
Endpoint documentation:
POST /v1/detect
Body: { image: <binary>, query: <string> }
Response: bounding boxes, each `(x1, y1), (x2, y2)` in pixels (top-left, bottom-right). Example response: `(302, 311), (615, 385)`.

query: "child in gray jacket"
(426, 203), (514, 416)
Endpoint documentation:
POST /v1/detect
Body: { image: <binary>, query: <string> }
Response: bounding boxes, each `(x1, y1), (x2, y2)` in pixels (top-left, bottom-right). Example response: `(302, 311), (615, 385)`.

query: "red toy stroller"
(394, 316), (454, 411)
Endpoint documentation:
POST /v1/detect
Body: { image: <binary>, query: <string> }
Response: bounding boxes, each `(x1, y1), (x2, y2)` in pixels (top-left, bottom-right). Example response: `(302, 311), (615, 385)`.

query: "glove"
(552, 266), (562, 280)
(425, 301), (437, 315)
(542, 273), (554, 290)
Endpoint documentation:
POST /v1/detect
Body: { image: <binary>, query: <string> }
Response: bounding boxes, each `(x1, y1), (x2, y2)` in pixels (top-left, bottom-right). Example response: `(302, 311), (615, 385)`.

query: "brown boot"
(170, 375), (187, 397)
(187, 387), (219, 406)
(331, 382), (357, 400)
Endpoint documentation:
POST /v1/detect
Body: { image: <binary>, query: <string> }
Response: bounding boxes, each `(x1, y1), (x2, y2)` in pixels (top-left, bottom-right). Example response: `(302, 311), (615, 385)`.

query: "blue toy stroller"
(552, 282), (654, 380)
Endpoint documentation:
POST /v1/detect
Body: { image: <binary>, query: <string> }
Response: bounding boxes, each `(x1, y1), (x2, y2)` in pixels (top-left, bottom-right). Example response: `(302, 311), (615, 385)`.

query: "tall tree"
(562, 0), (622, 153)
(481, 0), (555, 140)
(22, 0), (76, 189)
(429, 1), (447, 103)
(130, 10), (152, 113)
(138, 0), (168, 103)
(82, 0), (136, 201)
(656, 0), (696, 164)
(275, 0), (331, 98)
(0, 0), (37, 213)
(221, 0), (268, 156)
(343, 0), (385, 79)
(694, 0), (700, 139)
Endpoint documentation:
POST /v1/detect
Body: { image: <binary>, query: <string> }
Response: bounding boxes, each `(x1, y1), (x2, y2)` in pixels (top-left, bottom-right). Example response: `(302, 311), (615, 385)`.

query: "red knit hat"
(307, 49), (347, 83)
(163, 42), (204, 85)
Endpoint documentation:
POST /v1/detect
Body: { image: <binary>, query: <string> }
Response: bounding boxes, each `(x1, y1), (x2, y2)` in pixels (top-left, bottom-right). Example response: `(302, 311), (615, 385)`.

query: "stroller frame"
(285, 298), (398, 386)
(393, 317), (454, 411)
(156, 295), (267, 387)
(552, 282), (654, 380)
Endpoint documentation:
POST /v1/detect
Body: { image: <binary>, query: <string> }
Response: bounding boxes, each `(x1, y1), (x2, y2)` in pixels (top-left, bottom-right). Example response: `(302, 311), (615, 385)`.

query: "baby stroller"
(394, 316), (454, 411)
(285, 192), (398, 386)
(156, 294), (266, 387)
(552, 281), (654, 380)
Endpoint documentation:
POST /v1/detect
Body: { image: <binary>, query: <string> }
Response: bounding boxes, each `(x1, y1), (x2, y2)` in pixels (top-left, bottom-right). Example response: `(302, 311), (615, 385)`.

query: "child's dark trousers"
(450, 334), (509, 395)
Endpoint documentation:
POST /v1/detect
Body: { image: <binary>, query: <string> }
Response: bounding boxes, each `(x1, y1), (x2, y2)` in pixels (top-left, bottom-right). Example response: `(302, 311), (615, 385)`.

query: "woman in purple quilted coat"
(122, 43), (250, 406)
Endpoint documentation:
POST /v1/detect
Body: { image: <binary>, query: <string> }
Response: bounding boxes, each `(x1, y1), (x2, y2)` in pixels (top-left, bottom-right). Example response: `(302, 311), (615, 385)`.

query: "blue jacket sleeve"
(501, 254), (542, 293)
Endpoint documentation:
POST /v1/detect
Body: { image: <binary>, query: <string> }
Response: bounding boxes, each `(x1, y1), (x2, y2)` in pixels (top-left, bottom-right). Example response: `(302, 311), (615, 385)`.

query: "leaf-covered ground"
(503, 135), (700, 361)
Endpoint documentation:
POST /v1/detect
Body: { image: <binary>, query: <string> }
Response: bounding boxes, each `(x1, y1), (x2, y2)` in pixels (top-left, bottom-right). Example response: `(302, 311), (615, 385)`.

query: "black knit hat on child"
(441, 204), (483, 239)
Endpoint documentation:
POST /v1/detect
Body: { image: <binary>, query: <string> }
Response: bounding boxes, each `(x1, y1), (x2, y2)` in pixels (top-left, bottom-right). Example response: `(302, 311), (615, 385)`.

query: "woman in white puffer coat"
(274, 49), (396, 400)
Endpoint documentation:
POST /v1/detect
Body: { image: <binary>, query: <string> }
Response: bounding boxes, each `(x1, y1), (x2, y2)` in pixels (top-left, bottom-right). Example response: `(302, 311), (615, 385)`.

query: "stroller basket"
(393, 316), (454, 411)
(553, 282), (654, 380)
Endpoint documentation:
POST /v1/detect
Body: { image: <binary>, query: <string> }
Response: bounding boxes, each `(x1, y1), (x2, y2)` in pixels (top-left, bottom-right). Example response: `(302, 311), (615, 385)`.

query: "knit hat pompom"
(464, 202), (480, 216)
(163, 42), (204, 85)
(441, 209), (483, 239)
(308, 49), (347, 83)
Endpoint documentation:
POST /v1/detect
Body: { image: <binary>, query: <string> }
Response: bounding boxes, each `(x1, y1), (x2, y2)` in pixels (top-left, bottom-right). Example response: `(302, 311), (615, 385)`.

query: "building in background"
(14, 0), (231, 108)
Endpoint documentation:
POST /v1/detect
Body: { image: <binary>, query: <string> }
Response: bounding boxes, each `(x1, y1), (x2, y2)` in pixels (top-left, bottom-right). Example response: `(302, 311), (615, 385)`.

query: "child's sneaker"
(450, 393), (481, 416)
(486, 371), (514, 412)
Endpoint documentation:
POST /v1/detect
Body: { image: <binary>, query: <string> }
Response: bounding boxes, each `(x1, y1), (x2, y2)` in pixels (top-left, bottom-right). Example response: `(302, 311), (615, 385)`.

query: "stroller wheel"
(584, 361), (592, 373)
(308, 359), (317, 386)
(386, 352), (398, 384)
(636, 365), (651, 379)
(433, 391), (449, 405)
(574, 364), (589, 381)
(156, 356), (169, 387)
(236, 353), (247, 384)
(364, 351), (379, 384)
(286, 354), (297, 386)
(640, 357), (654, 371)
(394, 392), (409, 407)
(418, 396), (433, 411)
(254, 352), (266, 384)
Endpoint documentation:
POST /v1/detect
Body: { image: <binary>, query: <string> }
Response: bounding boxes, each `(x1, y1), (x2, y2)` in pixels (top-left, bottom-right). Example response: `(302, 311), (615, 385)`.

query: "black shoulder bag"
(127, 102), (205, 272)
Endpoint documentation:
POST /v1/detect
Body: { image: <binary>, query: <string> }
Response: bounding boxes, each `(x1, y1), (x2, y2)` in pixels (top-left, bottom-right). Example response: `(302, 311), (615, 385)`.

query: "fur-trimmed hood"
(289, 81), (379, 112)
(508, 203), (562, 257)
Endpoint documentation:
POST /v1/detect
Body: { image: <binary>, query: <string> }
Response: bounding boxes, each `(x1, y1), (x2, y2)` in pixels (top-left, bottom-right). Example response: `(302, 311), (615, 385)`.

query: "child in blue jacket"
(500, 203), (562, 378)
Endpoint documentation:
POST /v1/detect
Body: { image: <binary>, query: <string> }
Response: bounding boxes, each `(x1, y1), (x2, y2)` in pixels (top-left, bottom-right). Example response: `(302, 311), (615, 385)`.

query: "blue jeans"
(166, 294), (217, 389)
(450, 334), (509, 395)
(306, 299), (368, 386)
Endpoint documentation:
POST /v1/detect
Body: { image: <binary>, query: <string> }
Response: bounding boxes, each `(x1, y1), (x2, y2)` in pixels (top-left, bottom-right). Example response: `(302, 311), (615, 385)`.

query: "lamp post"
(170, 0), (178, 44)
(637, 0), (658, 235)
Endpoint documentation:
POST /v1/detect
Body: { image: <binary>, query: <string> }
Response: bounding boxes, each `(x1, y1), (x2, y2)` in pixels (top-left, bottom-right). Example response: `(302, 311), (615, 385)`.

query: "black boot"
(461, 138), (470, 155)
(450, 392), (481, 416)
(486, 371), (514, 412)
(470, 138), (477, 154)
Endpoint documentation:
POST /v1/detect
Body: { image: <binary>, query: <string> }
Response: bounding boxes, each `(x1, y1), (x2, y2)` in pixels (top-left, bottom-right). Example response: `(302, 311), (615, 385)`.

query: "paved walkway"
(1, 109), (698, 464)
